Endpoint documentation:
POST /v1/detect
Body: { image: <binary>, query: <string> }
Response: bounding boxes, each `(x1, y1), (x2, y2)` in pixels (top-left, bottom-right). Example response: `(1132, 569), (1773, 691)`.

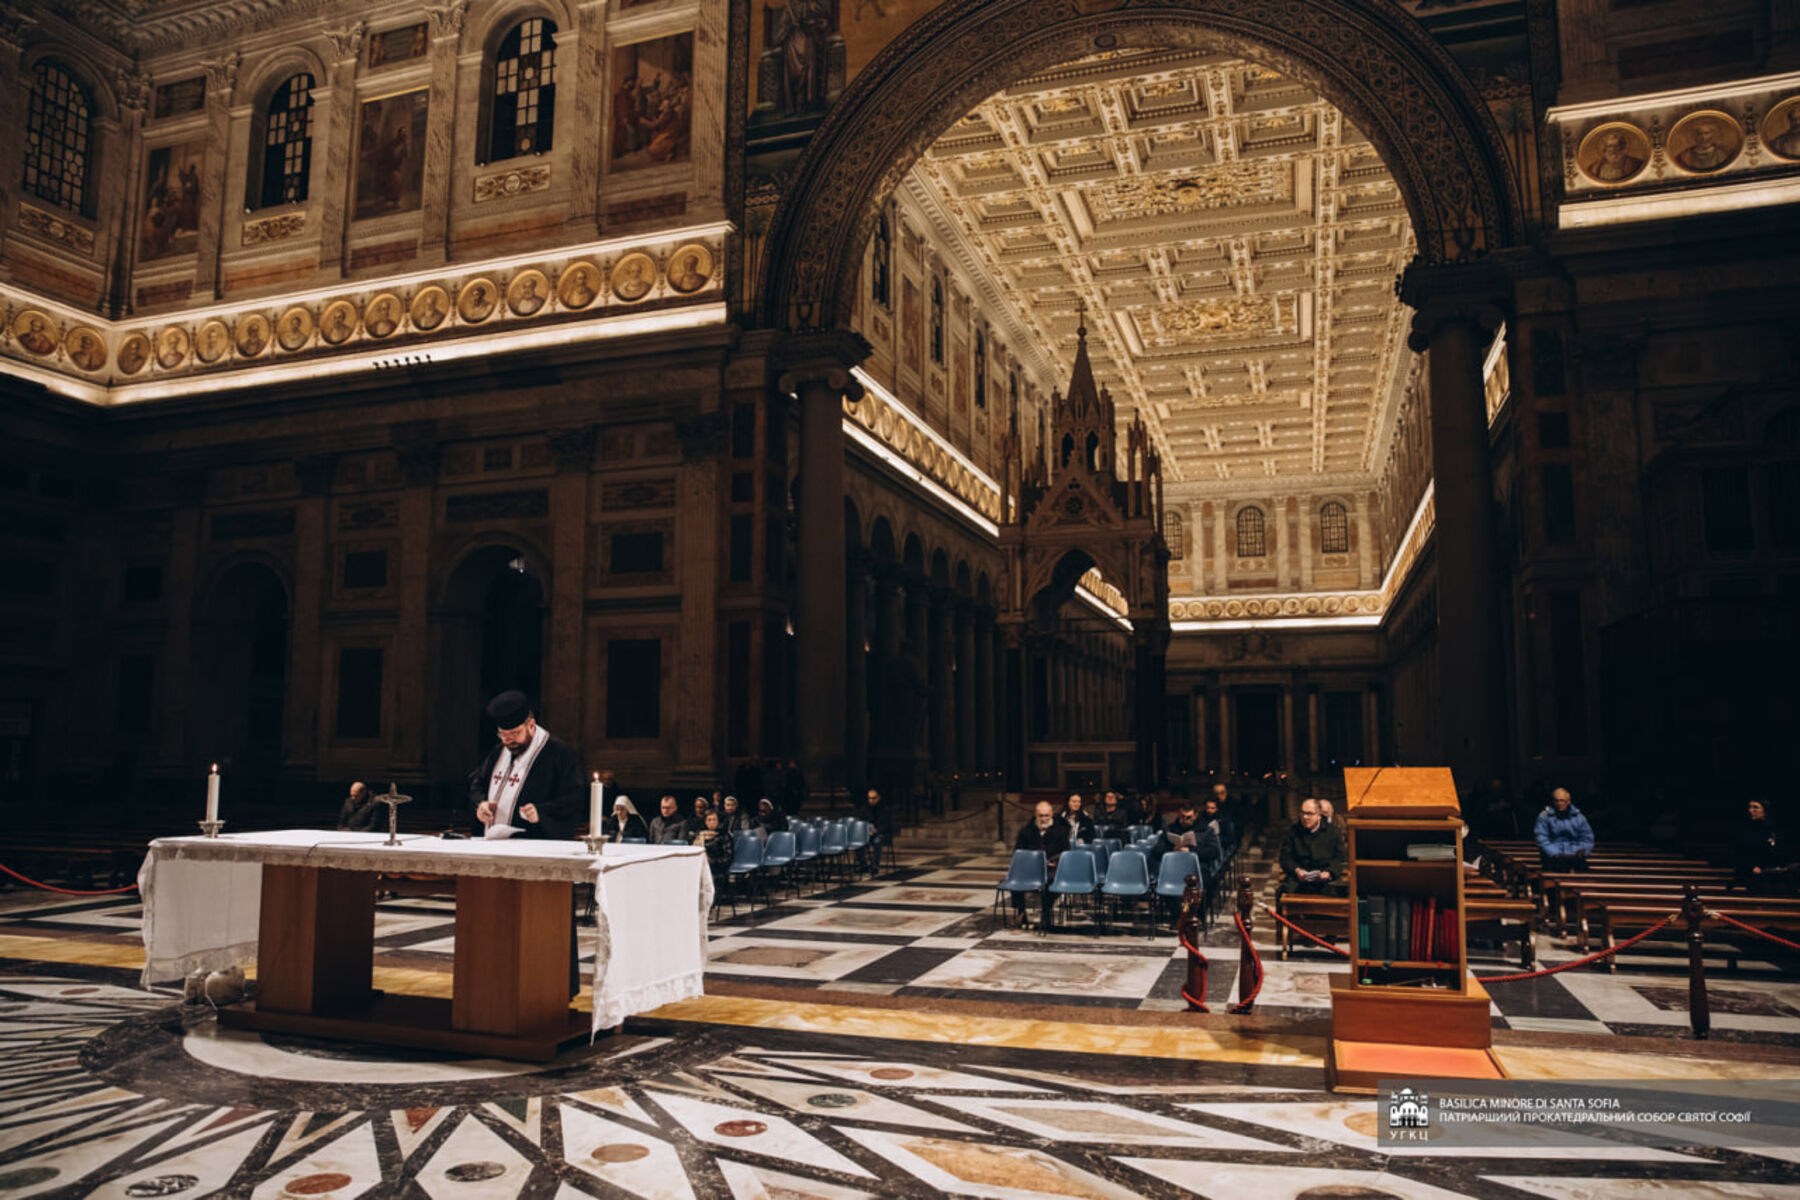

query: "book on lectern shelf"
(1356, 894), (1460, 966)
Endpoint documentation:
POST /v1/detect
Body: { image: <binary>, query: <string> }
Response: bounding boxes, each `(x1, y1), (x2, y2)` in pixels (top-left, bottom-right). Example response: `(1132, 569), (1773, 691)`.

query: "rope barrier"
(0, 862), (139, 896)
(1228, 909), (1263, 1014)
(1258, 902), (1352, 957)
(1476, 915), (1678, 983)
(1176, 926), (1210, 1012)
(1706, 909), (1800, 954)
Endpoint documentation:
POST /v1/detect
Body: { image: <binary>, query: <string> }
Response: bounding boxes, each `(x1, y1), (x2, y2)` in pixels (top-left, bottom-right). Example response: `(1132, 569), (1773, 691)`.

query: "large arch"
(757, 0), (1522, 331)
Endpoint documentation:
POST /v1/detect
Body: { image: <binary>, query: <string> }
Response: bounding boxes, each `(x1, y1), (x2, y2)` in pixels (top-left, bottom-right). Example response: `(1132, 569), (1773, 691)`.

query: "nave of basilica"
(2, 0), (1800, 1196)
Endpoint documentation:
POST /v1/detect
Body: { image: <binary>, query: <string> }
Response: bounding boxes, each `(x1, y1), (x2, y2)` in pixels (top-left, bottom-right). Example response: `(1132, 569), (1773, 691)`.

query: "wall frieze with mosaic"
(844, 377), (1003, 526)
(1549, 72), (1800, 205)
(0, 226), (728, 401)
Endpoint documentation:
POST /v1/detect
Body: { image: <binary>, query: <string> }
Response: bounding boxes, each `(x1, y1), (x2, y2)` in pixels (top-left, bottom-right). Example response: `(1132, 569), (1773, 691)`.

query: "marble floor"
(3, 843), (1800, 1197)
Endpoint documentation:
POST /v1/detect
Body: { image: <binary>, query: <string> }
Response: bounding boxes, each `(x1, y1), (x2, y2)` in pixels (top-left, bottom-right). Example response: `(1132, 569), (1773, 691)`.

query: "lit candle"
(589, 772), (603, 840)
(206, 763), (220, 824)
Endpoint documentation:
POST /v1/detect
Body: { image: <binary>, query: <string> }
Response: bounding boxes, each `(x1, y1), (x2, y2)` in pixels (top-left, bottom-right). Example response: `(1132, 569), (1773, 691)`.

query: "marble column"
(1402, 262), (1509, 793)
(955, 598), (975, 775)
(195, 53), (241, 298)
(1218, 687), (1232, 775)
(928, 587), (953, 773)
(845, 550), (870, 796)
(164, 472), (207, 770)
(283, 455), (334, 774)
(1274, 494), (1291, 591)
(547, 427), (595, 745)
(1213, 503), (1231, 592)
(869, 565), (905, 777)
(561, 13), (603, 233)
(1307, 686), (1322, 773)
(314, 29), (362, 277)
(1281, 680), (1297, 778)
(974, 609), (996, 772)
(390, 435), (437, 774)
(419, 5), (467, 263)
(777, 335), (865, 793)
(1365, 684), (1382, 767)
(1355, 496), (1377, 588)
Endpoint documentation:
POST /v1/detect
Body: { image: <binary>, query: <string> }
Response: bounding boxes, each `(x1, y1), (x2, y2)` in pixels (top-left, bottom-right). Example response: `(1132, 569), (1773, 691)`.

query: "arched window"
(929, 276), (945, 365)
(1235, 506), (1266, 558)
(1766, 407), (1800, 549)
(1164, 510), (1185, 559)
(973, 329), (987, 409)
(257, 75), (315, 209)
(1320, 500), (1349, 554)
(872, 211), (891, 309)
(489, 17), (558, 162)
(23, 62), (93, 214)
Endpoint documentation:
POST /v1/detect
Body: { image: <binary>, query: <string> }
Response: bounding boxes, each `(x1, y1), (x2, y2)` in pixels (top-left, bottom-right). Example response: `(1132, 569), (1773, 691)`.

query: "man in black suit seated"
(1279, 797), (1348, 896)
(1012, 800), (1070, 928)
(649, 795), (690, 845)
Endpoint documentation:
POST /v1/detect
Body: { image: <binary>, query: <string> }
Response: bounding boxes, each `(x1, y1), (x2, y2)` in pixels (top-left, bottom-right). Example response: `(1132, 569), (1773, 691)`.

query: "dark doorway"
(476, 558), (544, 749)
(199, 561), (289, 775)
(431, 546), (546, 788)
(1234, 691), (1279, 775)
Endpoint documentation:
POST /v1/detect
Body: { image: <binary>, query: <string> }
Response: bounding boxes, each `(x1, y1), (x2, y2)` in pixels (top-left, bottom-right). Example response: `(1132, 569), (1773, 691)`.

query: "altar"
(138, 831), (711, 1060)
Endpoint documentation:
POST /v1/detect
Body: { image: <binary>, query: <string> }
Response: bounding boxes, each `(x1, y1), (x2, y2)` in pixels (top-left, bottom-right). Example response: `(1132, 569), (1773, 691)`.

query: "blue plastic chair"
(622, 836), (647, 844)
(763, 830), (798, 900)
(845, 819), (871, 876)
(1154, 851), (1202, 934)
(1125, 824), (1152, 843)
(792, 823), (820, 893)
(993, 849), (1048, 930)
(726, 832), (765, 914)
(1090, 841), (1112, 884)
(1047, 848), (1098, 927)
(1099, 848), (1151, 936)
(817, 820), (849, 886)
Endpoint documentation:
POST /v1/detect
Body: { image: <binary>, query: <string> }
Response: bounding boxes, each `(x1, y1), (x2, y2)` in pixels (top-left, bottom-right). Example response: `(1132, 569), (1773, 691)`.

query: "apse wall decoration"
(139, 141), (204, 260)
(611, 33), (694, 171)
(354, 90), (429, 220)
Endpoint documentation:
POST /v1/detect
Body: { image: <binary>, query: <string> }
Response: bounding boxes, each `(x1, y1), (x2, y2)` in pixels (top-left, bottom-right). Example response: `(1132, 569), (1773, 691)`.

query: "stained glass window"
(23, 63), (92, 214)
(491, 18), (557, 161)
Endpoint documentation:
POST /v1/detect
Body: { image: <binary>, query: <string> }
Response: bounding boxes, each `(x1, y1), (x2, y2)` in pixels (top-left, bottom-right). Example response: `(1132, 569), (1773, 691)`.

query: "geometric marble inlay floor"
(4, 843), (1800, 1197)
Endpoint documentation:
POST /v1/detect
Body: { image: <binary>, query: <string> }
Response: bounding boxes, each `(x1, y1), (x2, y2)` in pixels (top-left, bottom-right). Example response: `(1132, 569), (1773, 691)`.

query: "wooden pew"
(1540, 868), (1735, 933)
(1598, 900), (1800, 972)
(1557, 882), (1774, 951)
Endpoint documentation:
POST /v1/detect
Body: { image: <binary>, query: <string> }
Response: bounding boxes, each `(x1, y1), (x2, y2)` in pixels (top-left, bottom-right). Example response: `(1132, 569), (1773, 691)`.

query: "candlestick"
(205, 764), (220, 825)
(589, 773), (603, 841)
(197, 819), (225, 838)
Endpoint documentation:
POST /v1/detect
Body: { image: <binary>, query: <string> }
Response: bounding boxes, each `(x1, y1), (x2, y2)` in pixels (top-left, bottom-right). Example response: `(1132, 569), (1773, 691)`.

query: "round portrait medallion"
(234, 313), (272, 358)
(410, 285), (450, 331)
(276, 306), (316, 351)
(457, 278), (499, 324)
(1760, 95), (1800, 162)
(507, 269), (549, 317)
(610, 253), (656, 303)
(363, 293), (402, 338)
(155, 325), (191, 370)
(319, 299), (359, 346)
(65, 326), (107, 372)
(195, 319), (230, 364)
(665, 244), (714, 295)
(1667, 110), (1742, 174)
(557, 261), (600, 310)
(11, 308), (58, 357)
(1575, 121), (1651, 186)
(117, 333), (151, 375)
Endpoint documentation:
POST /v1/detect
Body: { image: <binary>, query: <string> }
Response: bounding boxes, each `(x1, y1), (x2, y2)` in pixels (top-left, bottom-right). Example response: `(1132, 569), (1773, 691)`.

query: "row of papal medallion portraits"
(5, 243), (715, 377)
(1576, 98), (1800, 186)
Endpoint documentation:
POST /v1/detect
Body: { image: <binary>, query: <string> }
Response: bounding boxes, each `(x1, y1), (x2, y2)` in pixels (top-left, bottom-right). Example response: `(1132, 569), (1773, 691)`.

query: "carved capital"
(1398, 256), (1508, 352)
(429, 0), (469, 40)
(326, 20), (366, 64)
(203, 52), (240, 102)
(546, 425), (597, 473)
(115, 67), (154, 114)
(0, 3), (36, 55)
(775, 328), (872, 402)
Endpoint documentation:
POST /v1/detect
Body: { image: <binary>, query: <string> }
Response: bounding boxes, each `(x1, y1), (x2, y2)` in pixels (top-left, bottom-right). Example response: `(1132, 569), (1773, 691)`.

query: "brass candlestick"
(197, 820), (225, 839)
(582, 834), (608, 855)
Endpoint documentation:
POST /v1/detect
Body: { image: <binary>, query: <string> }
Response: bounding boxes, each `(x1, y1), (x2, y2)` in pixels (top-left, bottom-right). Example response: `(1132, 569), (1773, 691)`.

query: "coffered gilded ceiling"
(903, 48), (1417, 494)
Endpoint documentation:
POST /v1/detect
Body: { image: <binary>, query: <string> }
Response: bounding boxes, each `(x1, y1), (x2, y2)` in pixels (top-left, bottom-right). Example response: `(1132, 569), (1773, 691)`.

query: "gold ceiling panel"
(903, 50), (1416, 493)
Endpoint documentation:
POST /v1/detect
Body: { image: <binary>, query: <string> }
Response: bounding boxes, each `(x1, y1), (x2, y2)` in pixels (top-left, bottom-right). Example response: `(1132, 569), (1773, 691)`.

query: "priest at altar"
(471, 690), (585, 840)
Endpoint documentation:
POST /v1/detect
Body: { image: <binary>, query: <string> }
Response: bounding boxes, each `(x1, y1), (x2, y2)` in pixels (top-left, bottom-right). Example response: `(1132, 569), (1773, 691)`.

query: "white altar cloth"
(138, 830), (711, 1036)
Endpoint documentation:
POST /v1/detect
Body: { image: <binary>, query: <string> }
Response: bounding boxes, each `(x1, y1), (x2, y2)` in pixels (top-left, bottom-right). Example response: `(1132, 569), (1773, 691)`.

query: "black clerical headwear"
(486, 690), (532, 728)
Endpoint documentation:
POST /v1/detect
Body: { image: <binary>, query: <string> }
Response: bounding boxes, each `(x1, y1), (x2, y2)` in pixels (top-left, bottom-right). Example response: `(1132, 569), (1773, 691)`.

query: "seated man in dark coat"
(860, 788), (895, 873)
(649, 794), (690, 845)
(337, 781), (378, 831)
(1278, 797), (1347, 895)
(1155, 800), (1222, 876)
(470, 691), (582, 840)
(1012, 800), (1070, 928)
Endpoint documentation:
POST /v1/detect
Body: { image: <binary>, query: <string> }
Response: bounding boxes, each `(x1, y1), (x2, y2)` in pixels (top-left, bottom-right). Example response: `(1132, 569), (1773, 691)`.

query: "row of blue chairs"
(718, 817), (887, 915)
(993, 847), (1211, 936)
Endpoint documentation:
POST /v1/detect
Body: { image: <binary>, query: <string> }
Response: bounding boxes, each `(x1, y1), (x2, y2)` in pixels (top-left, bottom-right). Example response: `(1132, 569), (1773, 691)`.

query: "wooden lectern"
(1326, 767), (1508, 1092)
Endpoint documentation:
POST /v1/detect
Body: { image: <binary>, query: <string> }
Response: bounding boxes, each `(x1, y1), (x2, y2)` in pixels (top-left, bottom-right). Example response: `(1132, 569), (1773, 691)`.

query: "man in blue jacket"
(1534, 787), (1594, 872)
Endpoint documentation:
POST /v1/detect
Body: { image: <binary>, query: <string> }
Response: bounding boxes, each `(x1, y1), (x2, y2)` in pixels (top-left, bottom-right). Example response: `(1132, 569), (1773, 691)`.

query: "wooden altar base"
(1325, 973), (1507, 1093)
(218, 993), (593, 1061)
(219, 863), (588, 1061)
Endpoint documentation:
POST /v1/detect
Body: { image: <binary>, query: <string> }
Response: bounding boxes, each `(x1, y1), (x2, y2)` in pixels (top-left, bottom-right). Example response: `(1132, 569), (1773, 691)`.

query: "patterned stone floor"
(3, 843), (1800, 1196)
